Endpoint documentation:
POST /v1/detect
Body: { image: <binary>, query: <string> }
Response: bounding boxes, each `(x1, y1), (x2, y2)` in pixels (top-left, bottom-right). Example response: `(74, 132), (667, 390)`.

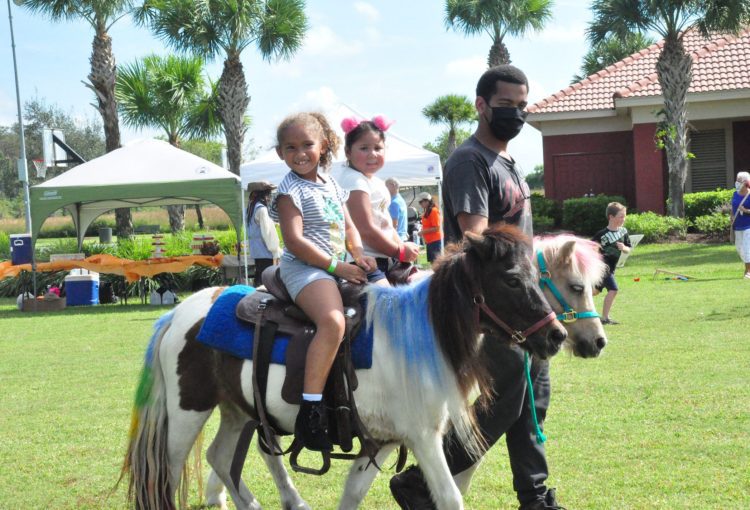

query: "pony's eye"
(570, 284), (584, 294)
(507, 277), (521, 288)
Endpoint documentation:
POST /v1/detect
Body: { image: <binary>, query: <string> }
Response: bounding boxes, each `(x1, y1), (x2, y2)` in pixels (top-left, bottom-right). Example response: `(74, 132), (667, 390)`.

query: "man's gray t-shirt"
(442, 135), (532, 244)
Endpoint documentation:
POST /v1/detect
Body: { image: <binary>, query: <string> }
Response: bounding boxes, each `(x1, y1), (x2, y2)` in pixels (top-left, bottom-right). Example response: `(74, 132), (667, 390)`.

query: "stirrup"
(289, 438), (332, 475)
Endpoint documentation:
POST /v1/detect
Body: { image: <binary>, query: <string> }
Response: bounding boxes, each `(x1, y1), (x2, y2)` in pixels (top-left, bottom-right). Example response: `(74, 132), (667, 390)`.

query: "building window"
(688, 129), (726, 192)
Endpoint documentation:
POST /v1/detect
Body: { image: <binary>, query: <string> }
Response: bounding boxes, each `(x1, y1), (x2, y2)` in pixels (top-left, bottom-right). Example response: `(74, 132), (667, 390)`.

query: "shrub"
(624, 212), (688, 242)
(693, 212), (730, 240)
(36, 238), (80, 262)
(0, 231), (9, 259)
(165, 231), (192, 257)
(213, 229), (241, 255)
(562, 195), (627, 236)
(530, 193), (562, 228)
(115, 237), (154, 260)
(679, 189), (733, 222)
(533, 215), (555, 234)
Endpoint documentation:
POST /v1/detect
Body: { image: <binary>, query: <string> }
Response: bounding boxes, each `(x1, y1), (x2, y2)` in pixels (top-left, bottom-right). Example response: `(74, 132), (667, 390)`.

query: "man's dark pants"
(445, 336), (551, 504)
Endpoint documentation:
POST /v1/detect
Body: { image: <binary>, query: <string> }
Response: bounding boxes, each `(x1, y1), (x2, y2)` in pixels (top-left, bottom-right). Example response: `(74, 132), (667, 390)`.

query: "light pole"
(7, 0), (37, 302)
(7, 0), (32, 233)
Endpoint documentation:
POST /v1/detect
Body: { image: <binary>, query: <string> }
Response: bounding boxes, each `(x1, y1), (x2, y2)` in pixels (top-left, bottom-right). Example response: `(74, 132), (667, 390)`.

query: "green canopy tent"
(29, 138), (244, 250)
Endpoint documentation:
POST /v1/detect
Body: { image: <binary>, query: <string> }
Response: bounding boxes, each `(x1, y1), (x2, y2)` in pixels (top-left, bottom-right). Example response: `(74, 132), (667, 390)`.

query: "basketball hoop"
(32, 159), (47, 179)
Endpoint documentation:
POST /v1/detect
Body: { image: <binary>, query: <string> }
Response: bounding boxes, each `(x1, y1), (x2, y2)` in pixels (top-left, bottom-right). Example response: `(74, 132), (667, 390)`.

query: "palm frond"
(254, 0), (308, 61)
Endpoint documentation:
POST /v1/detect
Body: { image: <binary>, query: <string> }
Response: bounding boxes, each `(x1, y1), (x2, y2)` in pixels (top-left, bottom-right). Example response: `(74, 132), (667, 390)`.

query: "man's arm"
(457, 212), (488, 236)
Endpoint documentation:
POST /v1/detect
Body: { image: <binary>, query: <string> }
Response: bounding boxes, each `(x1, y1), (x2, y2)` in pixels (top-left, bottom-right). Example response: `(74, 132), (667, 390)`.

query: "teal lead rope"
(524, 351), (547, 444)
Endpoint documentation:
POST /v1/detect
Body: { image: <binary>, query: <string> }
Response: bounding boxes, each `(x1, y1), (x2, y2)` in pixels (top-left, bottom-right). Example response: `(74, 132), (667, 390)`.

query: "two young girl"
(270, 112), (377, 451)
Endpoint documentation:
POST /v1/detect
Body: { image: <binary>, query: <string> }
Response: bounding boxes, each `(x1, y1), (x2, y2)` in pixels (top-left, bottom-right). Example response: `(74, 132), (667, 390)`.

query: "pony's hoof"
(205, 493), (228, 510)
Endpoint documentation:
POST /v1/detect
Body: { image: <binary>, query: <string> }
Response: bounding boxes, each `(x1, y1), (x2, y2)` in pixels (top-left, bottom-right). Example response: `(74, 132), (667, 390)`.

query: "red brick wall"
(632, 123), (666, 214)
(733, 120), (750, 176)
(542, 131), (635, 205)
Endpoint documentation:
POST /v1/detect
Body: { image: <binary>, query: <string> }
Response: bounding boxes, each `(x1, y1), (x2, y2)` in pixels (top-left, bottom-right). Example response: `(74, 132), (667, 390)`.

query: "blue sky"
(1, 1), (592, 175)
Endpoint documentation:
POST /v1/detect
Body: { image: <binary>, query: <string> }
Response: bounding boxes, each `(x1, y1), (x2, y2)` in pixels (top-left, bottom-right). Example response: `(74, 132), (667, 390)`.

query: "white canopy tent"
(240, 104), (442, 189)
(30, 139), (244, 250)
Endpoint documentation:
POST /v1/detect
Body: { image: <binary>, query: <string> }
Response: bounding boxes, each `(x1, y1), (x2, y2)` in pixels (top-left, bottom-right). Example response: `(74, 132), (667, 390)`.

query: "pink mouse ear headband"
(341, 115), (395, 134)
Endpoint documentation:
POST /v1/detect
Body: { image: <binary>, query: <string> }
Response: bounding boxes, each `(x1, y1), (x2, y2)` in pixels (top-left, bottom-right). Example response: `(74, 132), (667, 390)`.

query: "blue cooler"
(10, 234), (32, 265)
(65, 274), (100, 306)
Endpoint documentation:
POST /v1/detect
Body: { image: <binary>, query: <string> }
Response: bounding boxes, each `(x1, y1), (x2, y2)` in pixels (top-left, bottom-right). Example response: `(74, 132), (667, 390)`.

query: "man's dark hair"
(476, 65), (529, 101)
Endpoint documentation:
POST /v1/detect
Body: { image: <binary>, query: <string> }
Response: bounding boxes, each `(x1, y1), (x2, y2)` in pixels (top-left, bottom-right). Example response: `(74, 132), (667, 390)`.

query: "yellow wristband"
(326, 257), (338, 274)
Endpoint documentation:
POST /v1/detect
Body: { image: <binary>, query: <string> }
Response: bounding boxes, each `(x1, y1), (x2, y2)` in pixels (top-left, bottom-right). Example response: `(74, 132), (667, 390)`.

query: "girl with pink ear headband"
(336, 116), (421, 284)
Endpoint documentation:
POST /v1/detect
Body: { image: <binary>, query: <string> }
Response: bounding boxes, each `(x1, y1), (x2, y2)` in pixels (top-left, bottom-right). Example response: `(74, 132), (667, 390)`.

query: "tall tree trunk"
(447, 126), (457, 156)
(166, 135), (185, 232)
(218, 55), (249, 176)
(656, 34), (692, 218)
(194, 205), (205, 230)
(488, 37), (511, 67)
(87, 26), (132, 237)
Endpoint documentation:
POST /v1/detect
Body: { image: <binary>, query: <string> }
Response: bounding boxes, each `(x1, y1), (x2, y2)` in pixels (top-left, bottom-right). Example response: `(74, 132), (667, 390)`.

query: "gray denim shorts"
(279, 257), (336, 301)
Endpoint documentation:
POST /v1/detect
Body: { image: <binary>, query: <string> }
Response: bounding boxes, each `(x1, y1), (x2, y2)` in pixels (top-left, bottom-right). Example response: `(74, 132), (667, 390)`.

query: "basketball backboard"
(42, 127), (68, 168)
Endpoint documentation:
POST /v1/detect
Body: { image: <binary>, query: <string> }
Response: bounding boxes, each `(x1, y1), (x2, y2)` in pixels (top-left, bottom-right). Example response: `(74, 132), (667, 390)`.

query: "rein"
(536, 251), (599, 322)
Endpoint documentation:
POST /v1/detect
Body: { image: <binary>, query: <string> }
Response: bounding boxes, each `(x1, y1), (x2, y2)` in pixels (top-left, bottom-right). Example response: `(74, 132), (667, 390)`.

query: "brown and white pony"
(121, 225), (569, 510)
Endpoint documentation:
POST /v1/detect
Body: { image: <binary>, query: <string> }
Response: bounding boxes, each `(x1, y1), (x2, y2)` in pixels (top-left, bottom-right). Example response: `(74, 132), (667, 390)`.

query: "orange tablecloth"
(0, 253), (224, 283)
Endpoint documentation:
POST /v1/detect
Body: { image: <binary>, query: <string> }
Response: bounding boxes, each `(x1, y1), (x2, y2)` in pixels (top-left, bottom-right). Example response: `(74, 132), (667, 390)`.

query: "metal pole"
(7, 0), (31, 231)
(7, 0), (36, 299)
(239, 184), (250, 284)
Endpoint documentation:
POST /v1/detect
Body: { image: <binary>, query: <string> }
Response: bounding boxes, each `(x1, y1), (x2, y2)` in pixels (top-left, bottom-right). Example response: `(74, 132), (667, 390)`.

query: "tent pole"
(239, 185), (250, 284)
(436, 177), (444, 254)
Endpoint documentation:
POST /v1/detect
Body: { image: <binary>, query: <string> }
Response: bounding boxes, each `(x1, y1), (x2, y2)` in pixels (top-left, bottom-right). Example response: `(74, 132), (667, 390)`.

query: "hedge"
(692, 212), (730, 240)
(624, 212), (688, 242)
(530, 193), (562, 228)
(678, 189), (733, 222)
(561, 195), (627, 236)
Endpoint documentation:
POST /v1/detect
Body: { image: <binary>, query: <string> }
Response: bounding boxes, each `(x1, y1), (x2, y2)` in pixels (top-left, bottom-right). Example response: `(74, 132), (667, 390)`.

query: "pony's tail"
(118, 310), (176, 510)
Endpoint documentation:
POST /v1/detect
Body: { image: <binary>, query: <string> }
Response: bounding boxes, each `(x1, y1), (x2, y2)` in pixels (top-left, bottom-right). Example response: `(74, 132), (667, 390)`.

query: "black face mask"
(486, 106), (527, 142)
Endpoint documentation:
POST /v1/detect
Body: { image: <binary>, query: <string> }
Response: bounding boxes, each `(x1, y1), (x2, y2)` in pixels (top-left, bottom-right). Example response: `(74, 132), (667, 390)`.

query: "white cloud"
(300, 87), (341, 112)
(304, 25), (364, 57)
(0, 91), (17, 126)
(536, 22), (589, 44)
(445, 56), (487, 78)
(527, 78), (550, 105)
(354, 2), (380, 23)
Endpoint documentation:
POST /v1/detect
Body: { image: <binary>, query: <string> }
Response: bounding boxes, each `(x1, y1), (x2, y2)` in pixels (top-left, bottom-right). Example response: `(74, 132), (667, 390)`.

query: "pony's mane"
(366, 277), (444, 385)
(430, 223), (528, 399)
(534, 234), (607, 286)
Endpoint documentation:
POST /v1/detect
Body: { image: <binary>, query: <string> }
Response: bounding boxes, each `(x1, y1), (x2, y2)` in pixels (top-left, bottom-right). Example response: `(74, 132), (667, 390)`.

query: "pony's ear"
(465, 231), (492, 259)
(559, 239), (576, 265)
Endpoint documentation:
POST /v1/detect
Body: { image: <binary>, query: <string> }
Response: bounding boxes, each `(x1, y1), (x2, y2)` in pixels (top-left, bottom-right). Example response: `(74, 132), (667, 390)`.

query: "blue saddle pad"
(196, 285), (373, 369)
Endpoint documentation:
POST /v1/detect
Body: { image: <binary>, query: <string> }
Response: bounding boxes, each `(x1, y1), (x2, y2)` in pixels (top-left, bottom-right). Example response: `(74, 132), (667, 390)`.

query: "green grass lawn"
(0, 241), (747, 509)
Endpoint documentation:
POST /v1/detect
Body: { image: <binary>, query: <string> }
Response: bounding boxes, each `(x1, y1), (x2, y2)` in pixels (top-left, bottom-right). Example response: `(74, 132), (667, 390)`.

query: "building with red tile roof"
(527, 27), (750, 213)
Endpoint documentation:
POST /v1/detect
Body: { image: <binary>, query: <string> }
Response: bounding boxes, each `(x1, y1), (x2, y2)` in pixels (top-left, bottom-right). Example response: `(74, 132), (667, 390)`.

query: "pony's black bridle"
(472, 291), (556, 344)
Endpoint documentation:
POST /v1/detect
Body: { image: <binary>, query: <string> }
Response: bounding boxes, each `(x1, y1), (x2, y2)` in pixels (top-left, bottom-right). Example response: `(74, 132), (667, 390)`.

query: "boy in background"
(592, 202), (632, 324)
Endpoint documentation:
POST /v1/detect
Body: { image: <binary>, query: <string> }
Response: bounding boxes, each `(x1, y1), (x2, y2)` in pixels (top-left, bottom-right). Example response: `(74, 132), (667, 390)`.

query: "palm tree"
(445, 0), (553, 67)
(116, 54), (222, 232)
(422, 94), (476, 157)
(20, 0), (135, 237)
(572, 31), (655, 83)
(135, 0), (308, 176)
(589, 0), (750, 218)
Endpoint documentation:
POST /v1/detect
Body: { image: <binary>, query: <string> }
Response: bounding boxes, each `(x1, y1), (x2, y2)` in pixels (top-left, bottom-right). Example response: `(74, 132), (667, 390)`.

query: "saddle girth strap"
(251, 308), (285, 456)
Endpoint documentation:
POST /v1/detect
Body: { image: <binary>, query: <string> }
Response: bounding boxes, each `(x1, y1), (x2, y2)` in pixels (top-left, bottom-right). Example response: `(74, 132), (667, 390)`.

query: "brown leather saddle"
(234, 265), (383, 475)
(235, 265), (365, 406)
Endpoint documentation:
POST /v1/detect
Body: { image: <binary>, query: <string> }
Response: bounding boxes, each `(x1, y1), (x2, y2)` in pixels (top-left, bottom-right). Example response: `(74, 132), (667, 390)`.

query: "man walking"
(389, 65), (564, 510)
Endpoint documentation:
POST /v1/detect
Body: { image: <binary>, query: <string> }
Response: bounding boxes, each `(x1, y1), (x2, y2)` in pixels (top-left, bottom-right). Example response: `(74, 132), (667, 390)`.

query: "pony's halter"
(536, 251), (599, 323)
(472, 290), (556, 344)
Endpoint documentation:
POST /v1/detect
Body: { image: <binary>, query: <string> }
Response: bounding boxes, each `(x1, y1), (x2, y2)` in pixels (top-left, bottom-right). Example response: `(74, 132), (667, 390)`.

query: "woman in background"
(417, 192), (442, 263)
(246, 181), (282, 286)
